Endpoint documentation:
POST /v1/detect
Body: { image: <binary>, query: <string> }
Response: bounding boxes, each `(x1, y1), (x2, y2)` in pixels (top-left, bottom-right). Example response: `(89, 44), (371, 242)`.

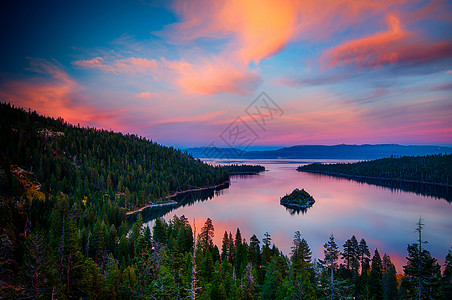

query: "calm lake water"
(143, 159), (452, 273)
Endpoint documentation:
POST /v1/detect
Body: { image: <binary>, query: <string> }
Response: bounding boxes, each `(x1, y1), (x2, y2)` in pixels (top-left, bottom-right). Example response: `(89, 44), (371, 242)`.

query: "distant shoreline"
(297, 170), (452, 188)
(125, 180), (230, 215)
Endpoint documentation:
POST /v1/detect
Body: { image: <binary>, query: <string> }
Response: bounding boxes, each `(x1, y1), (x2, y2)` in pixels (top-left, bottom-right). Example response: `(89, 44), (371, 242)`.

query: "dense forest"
(220, 164), (265, 175)
(1, 103), (451, 299)
(297, 155), (452, 186)
(0, 103), (229, 210)
(0, 102), (223, 297)
(1, 209), (452, 299)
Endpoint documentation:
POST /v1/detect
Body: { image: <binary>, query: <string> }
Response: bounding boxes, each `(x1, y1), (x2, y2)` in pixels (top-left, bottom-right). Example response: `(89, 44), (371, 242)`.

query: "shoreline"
(297, 170), (452, 188)
(125, 180), (230, 215)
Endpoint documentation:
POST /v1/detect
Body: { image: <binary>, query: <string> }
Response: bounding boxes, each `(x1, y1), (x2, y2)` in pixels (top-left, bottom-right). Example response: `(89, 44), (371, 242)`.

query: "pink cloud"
(135, 91), (156, 100)
(74, 55), (261, 96)
(323, 14), (452, 69)
(0, 58), (129, 131)
(153, 109), (229, 125)
(166, 57), (262, 96)
(323, 14), (408, 68)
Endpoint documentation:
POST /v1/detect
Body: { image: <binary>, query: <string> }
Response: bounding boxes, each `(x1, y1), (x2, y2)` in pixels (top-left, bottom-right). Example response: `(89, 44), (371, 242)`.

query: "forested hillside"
(0, 102), (228, 210)
(297, 154), (452, 186)
(0, 102), (225, 297)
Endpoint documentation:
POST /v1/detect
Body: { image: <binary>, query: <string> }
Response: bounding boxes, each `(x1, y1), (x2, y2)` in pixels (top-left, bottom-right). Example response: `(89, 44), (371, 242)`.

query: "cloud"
(323, 14), (452, 69)
(163, 0), (412, 64)
(1, 59), (86, 122)
(73, 1), (450, 97)
(135, 91), (155, 100)
(164, 0), (297, 64)
(0, 58), (128, 129)
(166, 57), (262, 96)
(152, 109), (229, 125)
(74, 56), (158, 75)
(323, 14), (408, 68)
(74, 55), (262, 96)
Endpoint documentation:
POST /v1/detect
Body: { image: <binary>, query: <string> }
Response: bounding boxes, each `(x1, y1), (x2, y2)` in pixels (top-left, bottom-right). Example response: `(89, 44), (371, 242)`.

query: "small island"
(280, 188), (315, 210)
(220, 164), (265, 175)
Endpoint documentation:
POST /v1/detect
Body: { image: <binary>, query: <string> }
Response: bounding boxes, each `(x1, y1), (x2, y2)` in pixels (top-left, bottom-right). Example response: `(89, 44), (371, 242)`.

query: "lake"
(142, 159), (452, 273)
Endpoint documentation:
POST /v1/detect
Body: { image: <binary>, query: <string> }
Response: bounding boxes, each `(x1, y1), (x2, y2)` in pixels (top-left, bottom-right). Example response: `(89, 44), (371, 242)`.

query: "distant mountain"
(184, 147), (245, 158)
(185, 144), (452, 160)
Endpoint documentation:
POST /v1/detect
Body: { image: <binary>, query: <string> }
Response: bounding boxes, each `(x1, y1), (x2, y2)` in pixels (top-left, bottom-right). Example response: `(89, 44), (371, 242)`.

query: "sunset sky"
(1, 0), (451, 148)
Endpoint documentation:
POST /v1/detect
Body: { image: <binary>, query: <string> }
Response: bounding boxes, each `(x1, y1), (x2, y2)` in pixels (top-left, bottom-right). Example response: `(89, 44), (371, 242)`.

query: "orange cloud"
(166, 0), (410, 64)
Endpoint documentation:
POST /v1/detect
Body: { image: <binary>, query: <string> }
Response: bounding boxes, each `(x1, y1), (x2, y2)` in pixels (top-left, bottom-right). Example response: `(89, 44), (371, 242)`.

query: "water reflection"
(283, 206), (311, 215)
(128, 184), (228, 224)
(139, 160), (452, 273)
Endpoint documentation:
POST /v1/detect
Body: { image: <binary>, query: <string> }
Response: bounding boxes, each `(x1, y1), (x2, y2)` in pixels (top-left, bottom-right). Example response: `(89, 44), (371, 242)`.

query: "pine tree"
(249, 234), (261, 267)
(369, 249), (384, 299)
(235, 228), (242, 248)
(342, 235), (359, 272)
(290, 232), (315, 299)
(262, 232), (272, 264)
(189, 219), (200, 300)
(199, 217), (214, 250)
(382, 254), (398, 300)
(119, 265), (136, 299)
(402, 244), (441, 299)
(358, 238), (371, 274)
(153, 248), (178, 299)
(401, 218), (442, 299)
(261, 257), (286, 299)
(23, 231), (51, 299)
(153, 217), (168, 245)
(290, 231), (313, 274)
(319, 234), (341, 299)
(228, 232), (235, 264)
(221, 231), (229, 261)
(234, 228), (247, 280)
(441, 248), (452, 300)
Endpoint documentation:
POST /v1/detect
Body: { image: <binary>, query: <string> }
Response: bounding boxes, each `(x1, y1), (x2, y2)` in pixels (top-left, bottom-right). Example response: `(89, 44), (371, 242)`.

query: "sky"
(1, 0), (451, 149)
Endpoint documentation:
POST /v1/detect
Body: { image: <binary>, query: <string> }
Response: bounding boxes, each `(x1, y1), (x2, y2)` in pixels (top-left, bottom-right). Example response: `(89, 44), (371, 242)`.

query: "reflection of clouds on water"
(140, 159), (451, 273)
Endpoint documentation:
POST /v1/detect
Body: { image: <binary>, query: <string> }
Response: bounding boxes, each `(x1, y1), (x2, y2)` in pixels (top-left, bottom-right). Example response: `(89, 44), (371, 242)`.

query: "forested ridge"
(297, 154), (452, 186)
(0, 102), (229, 210)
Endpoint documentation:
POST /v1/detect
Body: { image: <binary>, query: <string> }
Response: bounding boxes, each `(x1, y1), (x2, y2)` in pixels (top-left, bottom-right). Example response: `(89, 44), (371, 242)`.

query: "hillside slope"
(0, 102), (228, 211)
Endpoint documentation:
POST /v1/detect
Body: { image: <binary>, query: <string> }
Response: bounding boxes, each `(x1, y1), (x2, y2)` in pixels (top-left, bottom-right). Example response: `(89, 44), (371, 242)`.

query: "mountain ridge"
(185, 144), (452, 160)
